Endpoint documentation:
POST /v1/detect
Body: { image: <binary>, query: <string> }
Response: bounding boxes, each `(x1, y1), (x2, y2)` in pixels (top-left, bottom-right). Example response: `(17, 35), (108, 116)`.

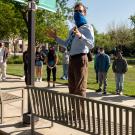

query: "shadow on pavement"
(0, 121), (51, 135)
(86, 91), (135, 103)
(15, 131), (44, 135)
(86, 91), (110, 98)
(1, 87), (25, 90)
(101, 95), (135, 102)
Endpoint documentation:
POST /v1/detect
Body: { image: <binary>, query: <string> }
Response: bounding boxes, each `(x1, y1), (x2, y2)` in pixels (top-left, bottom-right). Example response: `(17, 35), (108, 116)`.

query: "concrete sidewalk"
(0, 75), (135, 135)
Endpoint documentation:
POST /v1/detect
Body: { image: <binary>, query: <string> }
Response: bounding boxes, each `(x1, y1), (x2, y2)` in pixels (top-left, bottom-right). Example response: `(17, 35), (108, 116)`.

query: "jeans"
(98, 72), (107, 92)
(63, 64), (69, 79)
(115, 73), (124, 92)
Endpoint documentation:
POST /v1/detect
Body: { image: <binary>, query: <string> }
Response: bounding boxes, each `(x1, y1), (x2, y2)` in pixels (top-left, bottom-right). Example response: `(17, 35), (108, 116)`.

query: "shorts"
(35, 61), (43, 67)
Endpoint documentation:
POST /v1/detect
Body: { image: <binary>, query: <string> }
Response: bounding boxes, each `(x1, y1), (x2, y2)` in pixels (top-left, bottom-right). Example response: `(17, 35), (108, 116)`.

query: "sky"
(69, 0), (135, 33)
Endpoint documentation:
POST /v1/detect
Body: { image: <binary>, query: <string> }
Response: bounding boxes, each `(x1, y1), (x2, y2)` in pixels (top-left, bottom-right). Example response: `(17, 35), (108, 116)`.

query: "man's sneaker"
(53, 83), (55, 88)
(2, 78), (7, 81)
(120, 91), (123, 95)
(96, 88), (102, 92)
(20, 76), (25, 80)
(39, 78), (42, 82)
(61, 76), (66, 80)
(102, 91), (107, 95)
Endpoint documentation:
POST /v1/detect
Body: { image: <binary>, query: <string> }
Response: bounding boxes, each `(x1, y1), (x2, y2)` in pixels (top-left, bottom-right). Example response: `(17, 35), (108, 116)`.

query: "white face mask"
(100, 50), (104, 54)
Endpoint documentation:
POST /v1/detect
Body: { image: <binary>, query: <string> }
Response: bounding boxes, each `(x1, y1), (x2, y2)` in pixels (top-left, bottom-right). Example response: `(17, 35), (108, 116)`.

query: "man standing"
(61, 48), (69, 80)
(112, 51), (128, 95)
(95, 47), (110, 95)
(48, 2), (94, 97)
(0, 43), (8, 81)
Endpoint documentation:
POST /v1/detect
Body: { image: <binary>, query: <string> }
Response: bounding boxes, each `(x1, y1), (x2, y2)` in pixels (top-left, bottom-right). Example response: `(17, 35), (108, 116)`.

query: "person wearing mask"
(45, 46), (58, 87)
(35, 46), (44, 82)
(60, 48), (69, 80)
(0, 43), (8, 81)
(48, 2), (94, 98)
(112, 51), (128, 95)
(95, 47), (110, 95)
(94, 47), (100, 83)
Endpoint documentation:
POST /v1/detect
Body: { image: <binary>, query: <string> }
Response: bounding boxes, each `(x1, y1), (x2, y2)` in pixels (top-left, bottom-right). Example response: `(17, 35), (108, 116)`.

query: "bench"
(0, 88), (24, 123)
(29, 87), (135, 135)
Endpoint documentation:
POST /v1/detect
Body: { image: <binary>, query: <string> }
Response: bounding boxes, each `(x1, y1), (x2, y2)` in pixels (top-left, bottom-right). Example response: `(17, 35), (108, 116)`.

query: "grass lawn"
(7, 63), (135, 96)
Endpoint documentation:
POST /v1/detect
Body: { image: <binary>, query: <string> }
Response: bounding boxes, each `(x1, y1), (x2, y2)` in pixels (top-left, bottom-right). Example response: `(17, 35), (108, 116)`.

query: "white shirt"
(56, 24), (94, 56)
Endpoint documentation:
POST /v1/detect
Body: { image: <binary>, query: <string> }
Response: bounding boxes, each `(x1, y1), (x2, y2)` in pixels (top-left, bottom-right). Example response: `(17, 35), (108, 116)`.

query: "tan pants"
(0, 62), (7, 79)
(68, 54), (88, 97)
(68, 54), (88, 119)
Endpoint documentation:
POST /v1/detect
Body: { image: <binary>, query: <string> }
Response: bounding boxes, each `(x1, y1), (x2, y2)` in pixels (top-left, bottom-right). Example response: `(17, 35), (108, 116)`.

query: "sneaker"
(53, 84), (55, 88)
(96, 88), (102, 92)
(2, 78), (7, 81)
(61, 76), (66, 80)
(20, 76), (25, 80)
(102, 91), (107, 95)
(116, 91), (120, 95)
(119, 91), (123, 95)
(39, 78), (42, 82)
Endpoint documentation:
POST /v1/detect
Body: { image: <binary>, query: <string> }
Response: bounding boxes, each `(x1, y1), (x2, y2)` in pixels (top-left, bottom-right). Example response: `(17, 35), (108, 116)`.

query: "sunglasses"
(74, 10), (83, 13)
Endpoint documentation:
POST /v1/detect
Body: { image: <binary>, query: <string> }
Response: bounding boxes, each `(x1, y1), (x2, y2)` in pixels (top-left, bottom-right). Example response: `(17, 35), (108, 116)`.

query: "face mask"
(74, 12), (87, 28)
(100, 51), (104, 54)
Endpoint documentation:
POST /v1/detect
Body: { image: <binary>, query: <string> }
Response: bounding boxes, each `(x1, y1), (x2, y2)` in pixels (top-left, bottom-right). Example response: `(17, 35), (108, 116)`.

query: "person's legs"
(119, 74), (124, 94)
(96, 70), (98, 83)
(1, 62), (7, 80)
(69, 55), (88, 119)
(52, 66), (56, 87)
(103, 72), (107, 94)
(61, 64), (66, 79)
(24, 64), (28, 85)
(35, 65), (39, 81)
(38, 66), (43, 82)
(47, 66), (51, 87)
(68, 59), (76, 94)
(115, 73), (120, 94)
(65, 64), (69, 79)
(96, 72), (102, 92)
(0, 63), (2, 79)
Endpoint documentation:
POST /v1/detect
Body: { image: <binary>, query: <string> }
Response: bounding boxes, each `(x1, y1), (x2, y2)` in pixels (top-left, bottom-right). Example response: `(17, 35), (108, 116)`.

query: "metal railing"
(29, 87), (135, 135)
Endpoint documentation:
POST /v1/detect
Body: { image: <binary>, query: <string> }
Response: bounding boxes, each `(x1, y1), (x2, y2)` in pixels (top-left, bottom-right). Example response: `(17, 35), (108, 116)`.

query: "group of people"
(94, 47), (128, 95)
(23, 46), (58, 87)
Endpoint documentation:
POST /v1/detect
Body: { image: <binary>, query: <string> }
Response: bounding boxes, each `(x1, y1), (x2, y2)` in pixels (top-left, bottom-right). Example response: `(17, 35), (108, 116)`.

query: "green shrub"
(7, 55), (23, 64)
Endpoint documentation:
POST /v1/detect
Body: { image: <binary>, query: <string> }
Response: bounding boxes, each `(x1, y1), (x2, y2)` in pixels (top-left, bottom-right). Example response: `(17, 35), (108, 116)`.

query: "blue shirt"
(96, 53), (110, 72)
(56, 24), (94, 56)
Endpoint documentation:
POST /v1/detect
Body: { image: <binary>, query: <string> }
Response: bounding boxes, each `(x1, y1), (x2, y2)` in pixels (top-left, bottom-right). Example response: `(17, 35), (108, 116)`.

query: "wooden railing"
(29, 87), (135, 135)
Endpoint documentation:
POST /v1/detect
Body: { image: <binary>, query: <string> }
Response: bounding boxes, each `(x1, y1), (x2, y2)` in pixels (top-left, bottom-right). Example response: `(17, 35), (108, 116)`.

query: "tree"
(130, 15), (135, 28)
(107, 23), (134, 51)
(0, 0), (79, 44)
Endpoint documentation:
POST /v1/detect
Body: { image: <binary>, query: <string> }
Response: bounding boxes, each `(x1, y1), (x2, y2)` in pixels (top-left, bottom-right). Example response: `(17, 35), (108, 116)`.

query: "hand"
(47, 29), (57, 39)
(72, 26), (82, 38)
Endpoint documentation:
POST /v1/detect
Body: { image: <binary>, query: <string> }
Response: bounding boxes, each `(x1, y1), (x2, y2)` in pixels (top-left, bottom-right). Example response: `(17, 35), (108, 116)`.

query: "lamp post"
(27, 0), (35, 86)
(23, 0), (37, 124)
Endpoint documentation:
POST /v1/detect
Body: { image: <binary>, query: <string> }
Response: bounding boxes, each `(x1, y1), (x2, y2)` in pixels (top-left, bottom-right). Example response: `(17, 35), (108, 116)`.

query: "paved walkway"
(0, 75), (135, 135)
